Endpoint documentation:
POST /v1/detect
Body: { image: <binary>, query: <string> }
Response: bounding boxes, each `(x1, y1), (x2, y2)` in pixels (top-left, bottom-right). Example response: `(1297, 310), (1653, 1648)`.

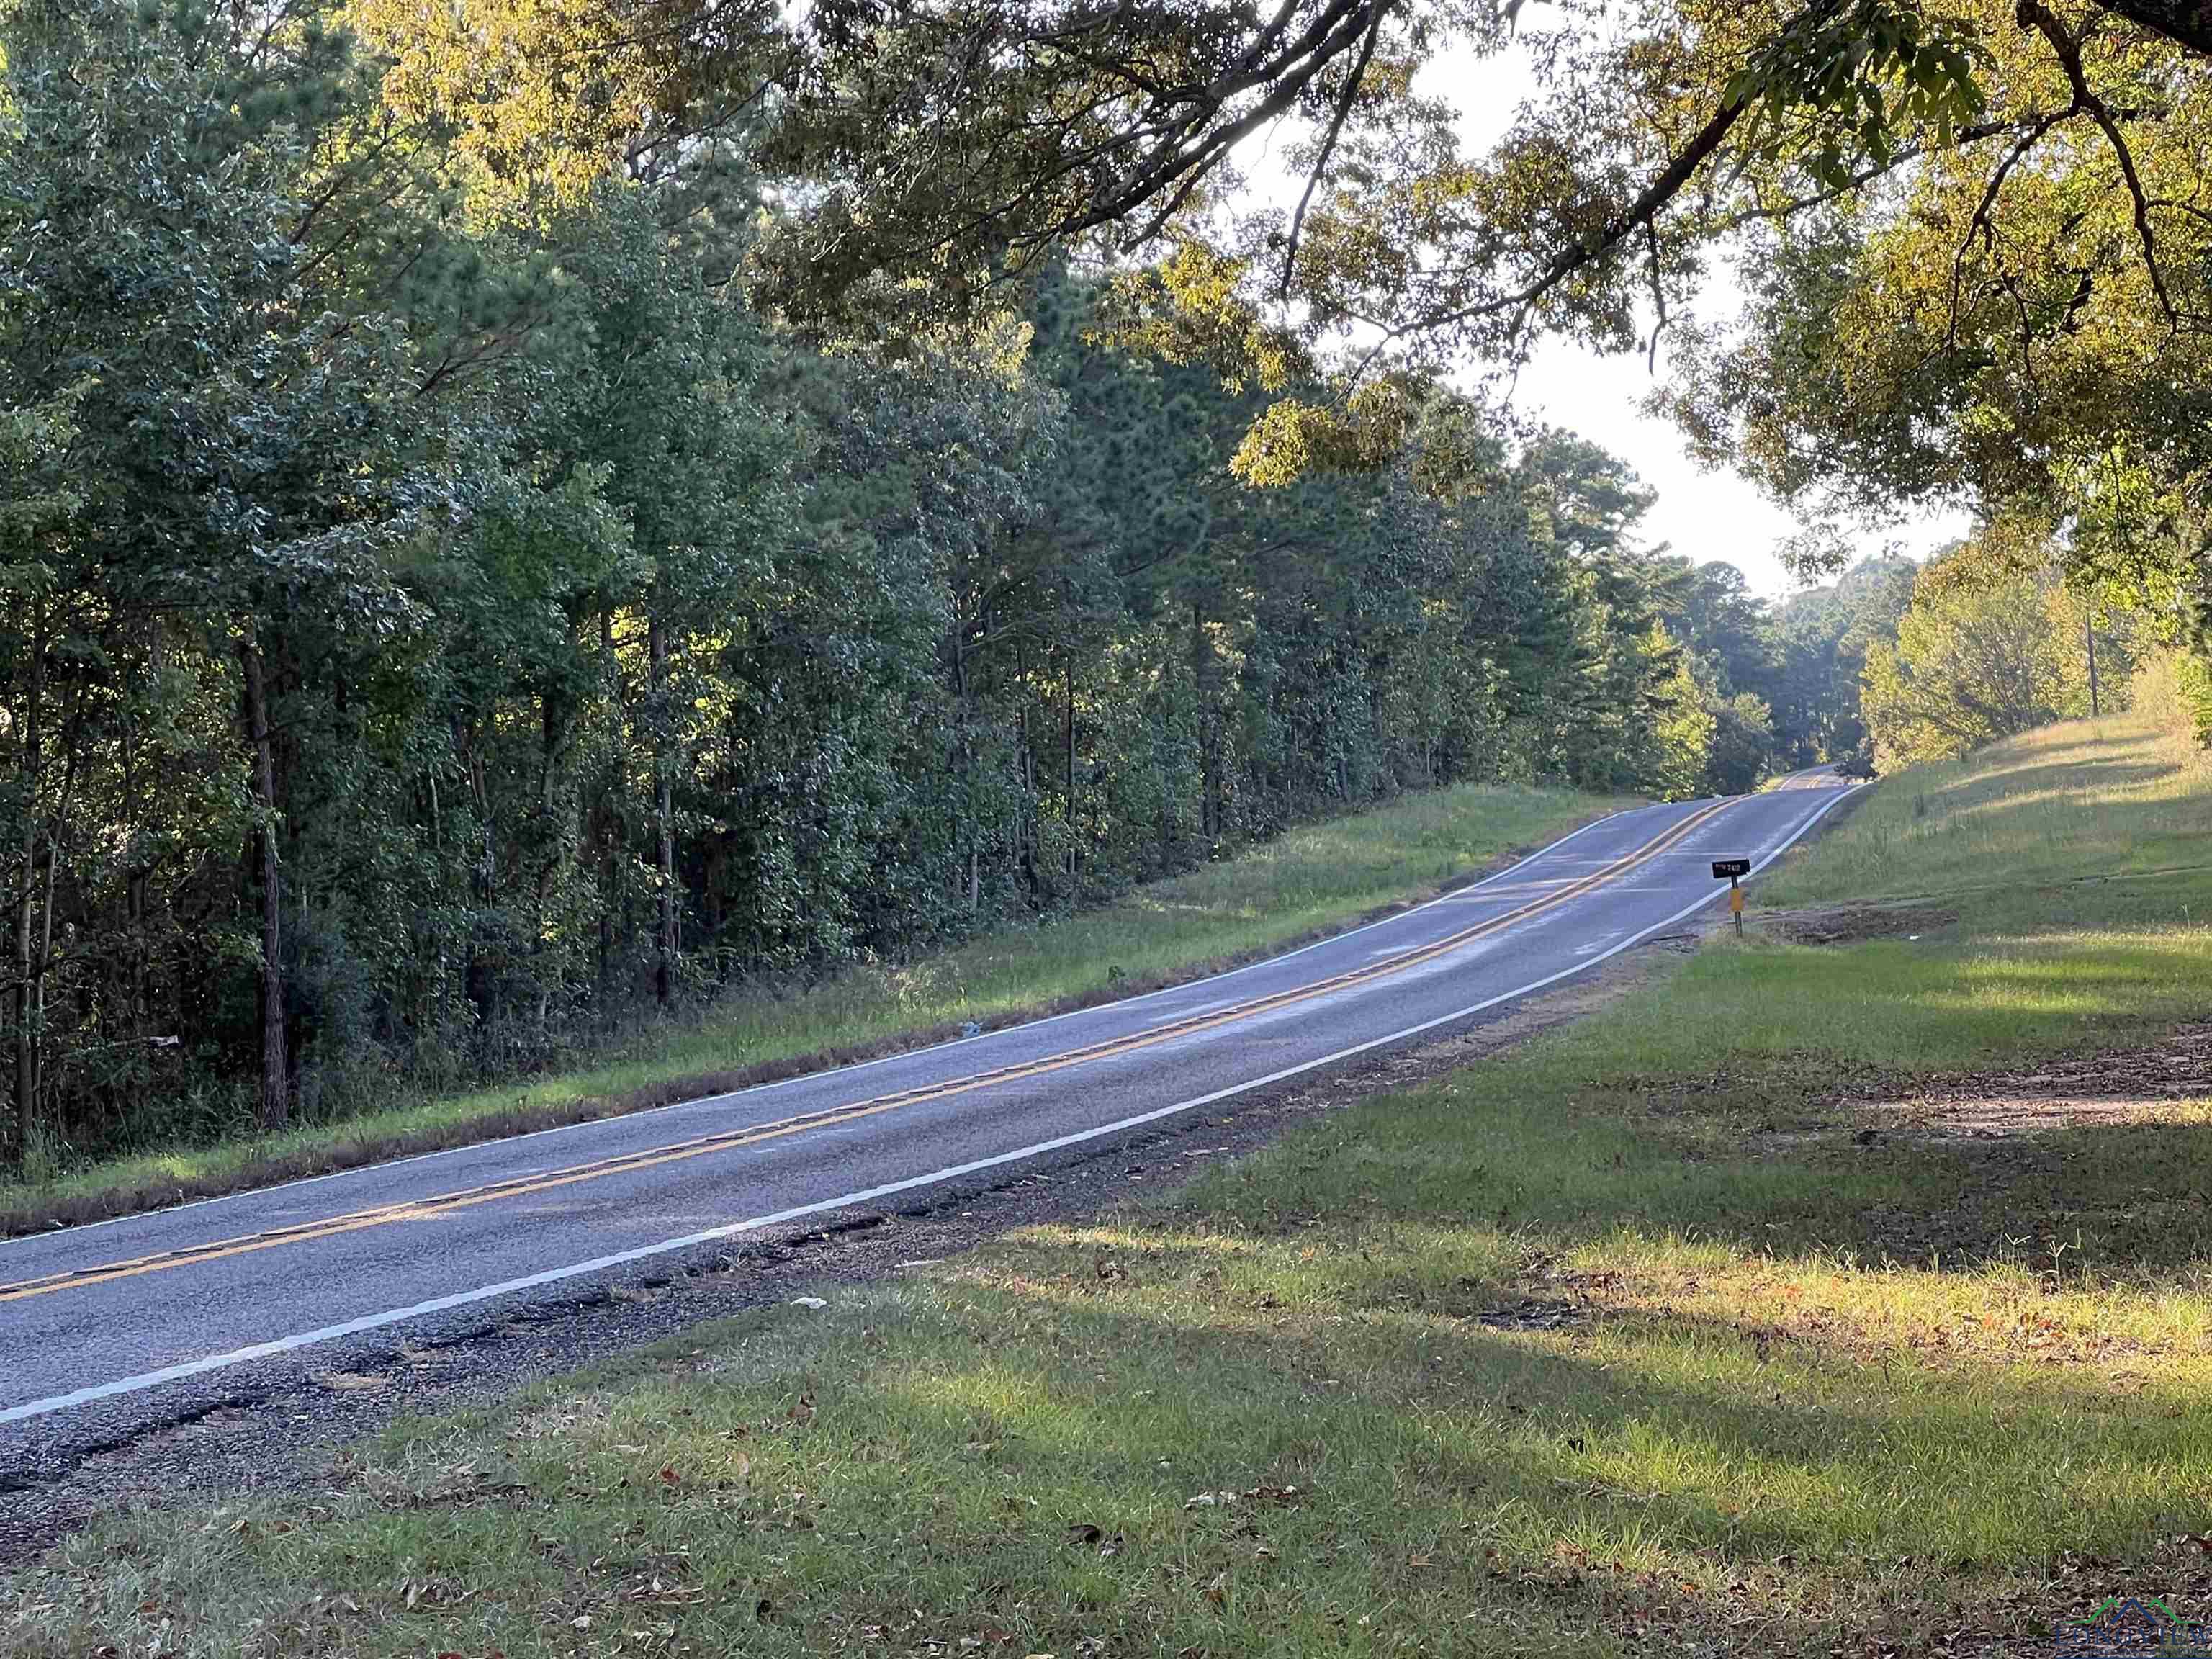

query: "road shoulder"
(0, 928), (1700, 1563)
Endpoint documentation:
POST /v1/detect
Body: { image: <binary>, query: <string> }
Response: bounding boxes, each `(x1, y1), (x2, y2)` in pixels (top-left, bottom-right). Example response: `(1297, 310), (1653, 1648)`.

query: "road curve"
(0, 773), (1858, 1462)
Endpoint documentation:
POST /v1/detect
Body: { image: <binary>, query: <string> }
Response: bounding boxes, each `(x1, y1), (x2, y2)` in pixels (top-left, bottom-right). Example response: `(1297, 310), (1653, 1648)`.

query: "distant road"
(0, 770), (1857, 1462)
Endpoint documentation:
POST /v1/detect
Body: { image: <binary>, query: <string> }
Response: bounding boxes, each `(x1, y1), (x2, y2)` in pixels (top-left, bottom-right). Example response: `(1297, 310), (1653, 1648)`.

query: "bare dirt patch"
(1472, 1296), (1588, 1332)
(1853, 1022), (2212, 1142)
(1758, 902), (1957, 945)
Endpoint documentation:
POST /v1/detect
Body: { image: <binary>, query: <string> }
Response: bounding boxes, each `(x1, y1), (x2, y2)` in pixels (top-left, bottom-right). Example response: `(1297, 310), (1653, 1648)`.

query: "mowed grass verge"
(9, 713), (2212, 1658)
(0, 783), (1621, 1236)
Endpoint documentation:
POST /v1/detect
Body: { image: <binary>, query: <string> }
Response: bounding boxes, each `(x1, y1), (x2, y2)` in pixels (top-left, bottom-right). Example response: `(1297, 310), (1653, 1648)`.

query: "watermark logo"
(2055, 1596), (2212, 1657)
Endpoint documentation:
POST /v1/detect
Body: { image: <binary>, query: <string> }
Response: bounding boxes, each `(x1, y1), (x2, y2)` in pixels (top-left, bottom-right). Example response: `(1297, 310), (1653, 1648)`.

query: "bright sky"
(1247, 32), (1977, 601)
(1501, 331), (1974, 598)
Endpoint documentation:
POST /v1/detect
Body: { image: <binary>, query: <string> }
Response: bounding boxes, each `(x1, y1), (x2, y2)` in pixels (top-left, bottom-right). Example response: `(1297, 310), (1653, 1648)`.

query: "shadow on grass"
(1930, 755), (2182, 804)
(753, 1260), (2212, 1652)
(1768, 717), (2210, 917)
(1183, 1046), (2212, 1285)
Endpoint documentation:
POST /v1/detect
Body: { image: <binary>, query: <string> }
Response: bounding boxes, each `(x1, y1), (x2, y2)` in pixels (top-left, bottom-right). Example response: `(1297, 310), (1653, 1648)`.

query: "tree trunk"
(1190, 601), (1219, 845)
(10, 605), (41, 1165)
(123, 647), (148, 1032)
(949, 608), (979, 913)
(536, 687), (565, 1040)
(239, 631), (288, 1130)
(649, 605), (676, 1008)
(597, 605), (619, 1008)
(1064, 660), (1076, 877)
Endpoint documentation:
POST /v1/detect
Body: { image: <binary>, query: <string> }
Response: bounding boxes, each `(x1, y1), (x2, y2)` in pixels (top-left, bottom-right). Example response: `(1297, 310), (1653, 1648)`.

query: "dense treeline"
(0, 0), (1858, 1169)
(1639, 553), (1922, 786)
(1860, 553), (2139, 770)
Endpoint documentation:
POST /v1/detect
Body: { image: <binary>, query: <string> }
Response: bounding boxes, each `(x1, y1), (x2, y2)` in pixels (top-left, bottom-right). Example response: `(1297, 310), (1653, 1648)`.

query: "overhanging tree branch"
(1279, 0), (1388, 299)
(2018, 0), (2182, 327)
(2092, 0), (2212, 55)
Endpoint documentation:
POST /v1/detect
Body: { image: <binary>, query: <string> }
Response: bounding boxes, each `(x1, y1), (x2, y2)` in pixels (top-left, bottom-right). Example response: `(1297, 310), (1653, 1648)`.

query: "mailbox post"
(1711, 858), (1751, 935)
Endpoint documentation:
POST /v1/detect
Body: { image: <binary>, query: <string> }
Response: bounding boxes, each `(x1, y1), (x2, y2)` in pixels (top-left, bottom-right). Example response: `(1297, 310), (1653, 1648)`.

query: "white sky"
(1245, 32), (1977, 601)
(1501, 331), (1974, 598)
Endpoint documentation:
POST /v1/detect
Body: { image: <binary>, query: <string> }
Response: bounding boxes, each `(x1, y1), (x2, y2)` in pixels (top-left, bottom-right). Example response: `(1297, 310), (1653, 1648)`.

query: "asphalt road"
(0, 773), (1858, 1470)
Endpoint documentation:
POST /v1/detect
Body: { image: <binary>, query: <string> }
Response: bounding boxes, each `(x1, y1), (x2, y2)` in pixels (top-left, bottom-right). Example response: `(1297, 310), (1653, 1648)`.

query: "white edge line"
(17, 799), (1668, 1245)
(0, 783), (1858, 1428)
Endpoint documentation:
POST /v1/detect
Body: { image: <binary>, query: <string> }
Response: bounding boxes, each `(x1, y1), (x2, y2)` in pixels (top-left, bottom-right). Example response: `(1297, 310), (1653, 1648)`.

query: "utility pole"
(2085, 615), (2101, 718)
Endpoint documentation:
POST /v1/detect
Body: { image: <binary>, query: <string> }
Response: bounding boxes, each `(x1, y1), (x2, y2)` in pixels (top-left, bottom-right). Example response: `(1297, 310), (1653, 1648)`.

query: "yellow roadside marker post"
(1712, 857), (1752, 937)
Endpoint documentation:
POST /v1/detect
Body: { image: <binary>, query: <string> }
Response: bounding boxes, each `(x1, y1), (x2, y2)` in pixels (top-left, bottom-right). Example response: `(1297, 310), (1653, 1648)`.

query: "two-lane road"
(0, 775), (1857, 1466)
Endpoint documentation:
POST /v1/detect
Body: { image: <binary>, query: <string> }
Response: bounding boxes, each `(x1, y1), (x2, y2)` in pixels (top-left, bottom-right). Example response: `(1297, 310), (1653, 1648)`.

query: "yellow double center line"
(2, 796), (1738, 1305)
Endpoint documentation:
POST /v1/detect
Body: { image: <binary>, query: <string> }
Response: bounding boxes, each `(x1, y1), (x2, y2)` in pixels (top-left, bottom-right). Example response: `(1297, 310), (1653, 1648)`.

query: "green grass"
(9, 714), (2212, 1657)
(1763, 714), (2212, 925)
(0, 781), (1620, 1232)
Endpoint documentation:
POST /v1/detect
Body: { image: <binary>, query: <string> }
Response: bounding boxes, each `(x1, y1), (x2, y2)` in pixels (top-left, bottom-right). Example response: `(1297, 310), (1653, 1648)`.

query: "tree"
(1645, 640), (1720, 801)
(0, 0), (459, 1138)
(0, 0), (1800, 1173)
(1861, 558), (2100, 767)
(1640, 7), (2212, 690)
(1766, 556), (1921, 765)
(1705, 689), (1780, 794)
(743, 1), (2212, 342)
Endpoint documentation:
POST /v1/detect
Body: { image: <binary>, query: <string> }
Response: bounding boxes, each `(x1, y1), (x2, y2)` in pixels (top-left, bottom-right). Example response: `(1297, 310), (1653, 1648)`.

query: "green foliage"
(1860, 557), (2108, 768)
(0, 1), (1792, 1174)
(1724, 0), (1990, 191)
(1644, 637), (1719, 801)
(2131, 649), (2212, 747)
(1647, 4), (2212, 721)
(1765, 556), (1921, 765)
